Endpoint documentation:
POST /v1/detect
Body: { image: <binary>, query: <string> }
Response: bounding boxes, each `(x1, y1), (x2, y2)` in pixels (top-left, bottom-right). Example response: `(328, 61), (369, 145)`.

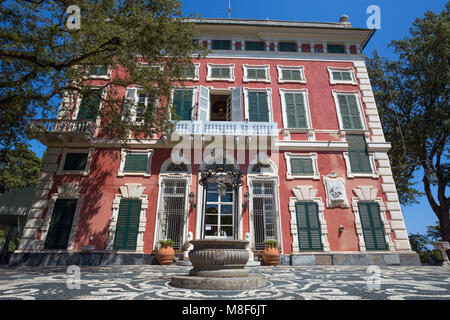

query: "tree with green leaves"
(0, 143), (42, 193)
(0, 0), (205, 148)
(367, 3), (449, 258)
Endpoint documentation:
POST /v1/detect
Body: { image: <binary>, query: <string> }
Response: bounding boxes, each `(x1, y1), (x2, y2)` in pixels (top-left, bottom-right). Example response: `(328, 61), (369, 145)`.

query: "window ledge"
(118, 172), (151, 177)
(278, 79), (307, 84)
(57, 170), (89, 176)
(286, 174), (320, 180)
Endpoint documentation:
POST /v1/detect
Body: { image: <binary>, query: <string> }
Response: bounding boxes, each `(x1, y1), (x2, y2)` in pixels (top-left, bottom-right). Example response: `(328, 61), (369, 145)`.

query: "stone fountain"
(170, 163), (267, 290)
(432, 241), (450, 267)
(171, 239), (267, 290)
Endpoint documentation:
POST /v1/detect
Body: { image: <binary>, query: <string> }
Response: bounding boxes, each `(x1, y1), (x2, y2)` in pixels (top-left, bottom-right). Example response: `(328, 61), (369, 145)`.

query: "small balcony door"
(251, 180), (278, 250)
(158, 178), (187, 250)
(198, 86), (242, 122)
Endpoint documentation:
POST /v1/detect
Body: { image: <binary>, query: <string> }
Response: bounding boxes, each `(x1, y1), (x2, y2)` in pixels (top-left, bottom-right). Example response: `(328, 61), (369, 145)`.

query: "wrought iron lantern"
(198, 163), (244, 192)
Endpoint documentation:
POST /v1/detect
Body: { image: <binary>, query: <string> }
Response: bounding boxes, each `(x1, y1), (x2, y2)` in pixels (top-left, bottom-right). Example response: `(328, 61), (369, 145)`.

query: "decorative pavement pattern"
(0, 265), (449, 300)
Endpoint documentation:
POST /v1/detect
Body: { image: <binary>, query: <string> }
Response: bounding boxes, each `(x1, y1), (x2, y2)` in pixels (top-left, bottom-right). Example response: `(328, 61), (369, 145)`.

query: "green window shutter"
(248, 92), (269, 122)
(341, 71), (352, 81)
(247, 68), (266, 80)
(247, 69), (256, 79)
(358, 202), (387, 251)
(285, 93), (307, 128)
(211, 67), (220, 78)
(347, 134), (371, 173)
(173, 89), (193, 120)
(245, 41), (265, 51)
(211, 67), (231, 78)
(281, 69), (291, 80)
(256, 69), (266, 79)
(124, 153), (148, 172)
(332, 71), (343, 81)
(332, 71), (352, 81)
(77, 89), (102, 120)
(295, 202), (322, 250)
(44, 199), (77, 250)
(63, 153), (88, 171)
(279, 42), (296, 52)
(212, 40), (231, 50)
(114, 199), (142, 251)
(338, 94), (362, 129)
(290, 158), (314, 175)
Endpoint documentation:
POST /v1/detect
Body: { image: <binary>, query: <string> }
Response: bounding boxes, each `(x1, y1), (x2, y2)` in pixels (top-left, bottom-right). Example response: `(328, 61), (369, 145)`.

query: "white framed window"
(57, 148), (92, 176)
(332, 90), (367, 131)
(277, 65), (306, 83)
(123, 88), (158, 124)
(279, 89), (312, 130)
(243, 64), (270, 83)
(117, 149), (153, 177)
(206, 64), (235, 82)
(181, 63), (200, 81)
(88, 65), (111, 79)
(136, 62), (164, 72)
(284, 152), (320, 180)
(327, 67), (357, 85)
(243, 88), (273, 122)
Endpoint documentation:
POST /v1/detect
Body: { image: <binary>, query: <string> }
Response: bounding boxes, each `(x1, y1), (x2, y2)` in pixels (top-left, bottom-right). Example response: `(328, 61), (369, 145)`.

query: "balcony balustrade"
(29, 119), (96, 145)
(172, 120), (278, 136)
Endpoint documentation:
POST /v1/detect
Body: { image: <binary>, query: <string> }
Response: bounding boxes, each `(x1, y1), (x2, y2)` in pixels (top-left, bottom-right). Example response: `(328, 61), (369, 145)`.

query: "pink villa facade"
(12, 17), (420, 266)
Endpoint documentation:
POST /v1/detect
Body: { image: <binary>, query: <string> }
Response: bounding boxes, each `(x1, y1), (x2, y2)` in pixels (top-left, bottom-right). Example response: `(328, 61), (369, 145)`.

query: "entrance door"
(251, 181), (278, 250)
(44, 199), (77, 250)
(158, 179), (187, 250)
(204, 183), (234, 238)
(358, 202), (387, 251)
(114, 199), (142, 251)
(295, 202), (322, 251)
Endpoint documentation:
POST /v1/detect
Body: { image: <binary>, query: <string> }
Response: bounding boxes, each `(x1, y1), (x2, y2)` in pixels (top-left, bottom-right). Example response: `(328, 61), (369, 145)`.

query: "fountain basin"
(188, 239), (249, 277)
(171, 239), (267, 290)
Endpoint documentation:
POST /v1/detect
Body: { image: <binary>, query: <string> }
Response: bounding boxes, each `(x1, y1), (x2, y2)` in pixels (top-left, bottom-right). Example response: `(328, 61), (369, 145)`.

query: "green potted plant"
(262, 240), (280, 266)
(157, 239), (175, 265)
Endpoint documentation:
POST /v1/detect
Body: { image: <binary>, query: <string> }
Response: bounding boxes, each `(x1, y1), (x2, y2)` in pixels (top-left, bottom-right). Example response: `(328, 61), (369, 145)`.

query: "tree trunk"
(438, 212), (450, 261)
(422, 174), (450, 261)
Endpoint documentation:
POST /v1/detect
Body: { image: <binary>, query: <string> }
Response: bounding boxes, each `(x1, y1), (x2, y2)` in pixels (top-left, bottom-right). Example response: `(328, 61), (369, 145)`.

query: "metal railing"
(252, 208), (279, 250)
(173, 120), (278, 136)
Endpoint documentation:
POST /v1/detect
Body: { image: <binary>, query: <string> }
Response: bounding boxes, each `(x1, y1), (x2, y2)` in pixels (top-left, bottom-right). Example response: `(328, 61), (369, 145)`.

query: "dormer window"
(279, 42), (296, 52)
(327, 44), (346, 54)
(245, 41), (265, 51)
(212, 40), (231, 50)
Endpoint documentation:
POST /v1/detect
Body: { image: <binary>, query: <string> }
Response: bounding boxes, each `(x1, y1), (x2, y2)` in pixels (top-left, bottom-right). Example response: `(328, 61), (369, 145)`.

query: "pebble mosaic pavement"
(0, 265), (449, 300)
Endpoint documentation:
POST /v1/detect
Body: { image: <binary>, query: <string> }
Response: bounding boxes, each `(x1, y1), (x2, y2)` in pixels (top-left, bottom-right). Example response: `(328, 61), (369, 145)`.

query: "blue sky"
(28, 0), (447, 235)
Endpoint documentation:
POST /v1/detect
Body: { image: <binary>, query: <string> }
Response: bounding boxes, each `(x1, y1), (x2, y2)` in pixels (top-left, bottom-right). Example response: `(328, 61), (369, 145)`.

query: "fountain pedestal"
(171, 239), (266, 290)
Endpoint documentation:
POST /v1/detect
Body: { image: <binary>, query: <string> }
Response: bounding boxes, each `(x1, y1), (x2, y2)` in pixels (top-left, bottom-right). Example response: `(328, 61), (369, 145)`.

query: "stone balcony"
(172, 120), (278, 136)
(29, 119), (96, 146)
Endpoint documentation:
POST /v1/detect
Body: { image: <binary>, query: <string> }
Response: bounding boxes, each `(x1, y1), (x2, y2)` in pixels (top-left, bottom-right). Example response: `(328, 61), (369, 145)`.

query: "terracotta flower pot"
(157, 246), (175, 265)
(262, 246), (280, 266)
